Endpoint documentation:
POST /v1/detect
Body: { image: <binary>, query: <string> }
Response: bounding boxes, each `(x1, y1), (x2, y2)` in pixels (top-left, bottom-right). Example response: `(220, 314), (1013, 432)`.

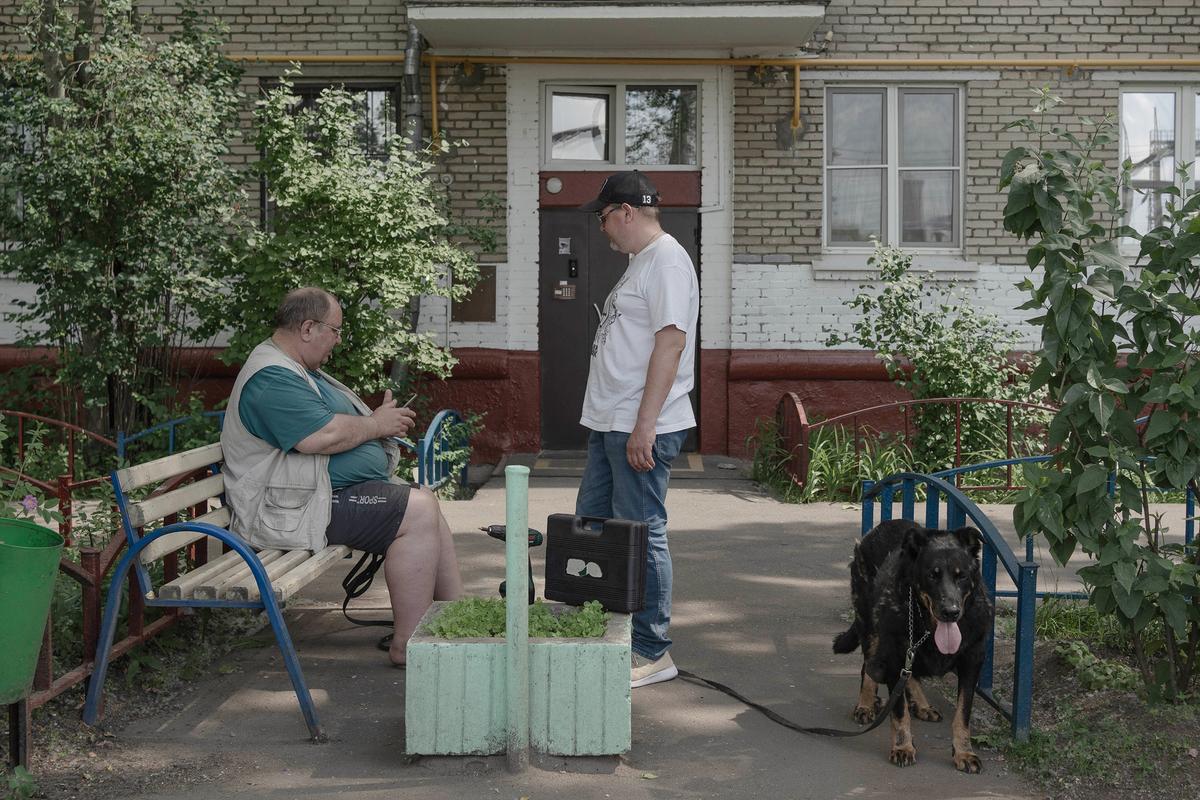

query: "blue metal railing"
(119, 408), (469, 490)
(416, 409), (469, 491)
(116, 411), (228, 460)
(861, 471), (1038, 742)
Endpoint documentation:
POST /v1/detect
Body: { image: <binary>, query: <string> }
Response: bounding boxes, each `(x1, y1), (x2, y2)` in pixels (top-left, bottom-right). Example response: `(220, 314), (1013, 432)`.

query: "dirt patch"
(977, 643), (1199, 800)
(2, 611), (268, 800)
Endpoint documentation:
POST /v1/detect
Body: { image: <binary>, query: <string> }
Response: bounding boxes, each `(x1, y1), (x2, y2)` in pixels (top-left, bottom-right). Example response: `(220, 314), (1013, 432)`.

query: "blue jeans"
(575, 428), (688, 660)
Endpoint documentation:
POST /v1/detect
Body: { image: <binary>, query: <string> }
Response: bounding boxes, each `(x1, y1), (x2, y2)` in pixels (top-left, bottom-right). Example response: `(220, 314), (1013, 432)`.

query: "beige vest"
(220, 339), (400, 551)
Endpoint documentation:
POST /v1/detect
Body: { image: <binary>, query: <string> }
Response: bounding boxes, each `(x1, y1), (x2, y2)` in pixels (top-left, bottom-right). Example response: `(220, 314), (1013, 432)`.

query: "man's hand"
(371, 389), (417, 438)
(626, 423), (656, 472)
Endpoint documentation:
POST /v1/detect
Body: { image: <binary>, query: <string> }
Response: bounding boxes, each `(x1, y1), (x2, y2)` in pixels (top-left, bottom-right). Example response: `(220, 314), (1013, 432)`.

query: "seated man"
(220, 286), (462, 666)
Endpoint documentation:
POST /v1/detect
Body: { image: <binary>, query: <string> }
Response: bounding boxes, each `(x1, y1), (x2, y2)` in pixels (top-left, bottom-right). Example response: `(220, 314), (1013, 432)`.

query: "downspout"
(392, 23), (424, 388)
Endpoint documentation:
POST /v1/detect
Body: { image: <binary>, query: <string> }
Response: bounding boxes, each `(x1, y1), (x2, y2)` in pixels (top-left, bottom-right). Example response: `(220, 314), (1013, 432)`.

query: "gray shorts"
(325, 480), (412, 555)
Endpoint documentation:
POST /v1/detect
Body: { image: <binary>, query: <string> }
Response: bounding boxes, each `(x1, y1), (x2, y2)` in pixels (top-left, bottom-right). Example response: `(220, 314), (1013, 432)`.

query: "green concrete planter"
(405, 601), (632, 756)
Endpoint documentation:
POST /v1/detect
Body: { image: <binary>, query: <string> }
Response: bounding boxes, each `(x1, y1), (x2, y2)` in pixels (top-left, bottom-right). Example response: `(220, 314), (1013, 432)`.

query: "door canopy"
(407, 3), (828, 56)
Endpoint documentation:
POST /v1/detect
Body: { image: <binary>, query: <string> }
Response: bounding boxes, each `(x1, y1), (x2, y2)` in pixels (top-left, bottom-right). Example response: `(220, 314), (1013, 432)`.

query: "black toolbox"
(544, 513), (648, 613)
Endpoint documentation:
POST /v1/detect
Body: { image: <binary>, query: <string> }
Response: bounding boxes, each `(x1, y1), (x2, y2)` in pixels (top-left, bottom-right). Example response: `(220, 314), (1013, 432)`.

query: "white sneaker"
(631, 651), (678, 688)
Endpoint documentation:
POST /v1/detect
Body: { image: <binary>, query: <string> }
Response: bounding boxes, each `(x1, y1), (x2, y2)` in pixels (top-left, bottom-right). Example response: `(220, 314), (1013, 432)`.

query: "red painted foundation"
(1, 345), (906, 461)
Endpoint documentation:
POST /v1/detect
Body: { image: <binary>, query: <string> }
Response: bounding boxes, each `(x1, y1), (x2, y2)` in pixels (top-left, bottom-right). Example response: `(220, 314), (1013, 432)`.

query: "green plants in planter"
(422, 597), (609, 639)
(406, 600), (632, 756)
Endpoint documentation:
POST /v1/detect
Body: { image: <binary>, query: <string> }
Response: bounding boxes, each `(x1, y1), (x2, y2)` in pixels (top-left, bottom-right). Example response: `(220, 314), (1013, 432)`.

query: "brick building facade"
(3, 1), (1198, 459)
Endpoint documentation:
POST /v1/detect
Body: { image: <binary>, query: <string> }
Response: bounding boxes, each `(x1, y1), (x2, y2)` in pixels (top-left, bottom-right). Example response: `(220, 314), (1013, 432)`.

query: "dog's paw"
(889, 744), (917, 767)
(852, 699), (882, 724)
(953, 750), (982, 773)
(909, 702), (942, 722)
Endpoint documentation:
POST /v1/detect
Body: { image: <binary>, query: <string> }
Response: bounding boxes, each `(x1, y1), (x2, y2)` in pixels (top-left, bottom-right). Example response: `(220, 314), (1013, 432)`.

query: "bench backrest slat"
(115, 442), (224, 492)
(138, 506), (231, 565)
(127, 473), (225, 530)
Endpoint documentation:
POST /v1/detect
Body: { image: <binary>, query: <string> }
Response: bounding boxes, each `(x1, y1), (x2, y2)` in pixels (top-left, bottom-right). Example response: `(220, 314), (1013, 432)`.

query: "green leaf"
(1088, 393), (1115, 428)
(1112, 560), (1136, 593)
(1075, 464), (1109, 495)
(1143, 410), (1180, 442)
(1158, 592), (1189, 638)
(1111, 584), (1145, 621)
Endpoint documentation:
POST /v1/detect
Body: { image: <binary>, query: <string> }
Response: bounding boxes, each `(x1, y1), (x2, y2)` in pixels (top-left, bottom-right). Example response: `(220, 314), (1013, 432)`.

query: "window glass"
(1121, 91), (1176, 235)
(900, 90), (958, 167)
(551, 92), (609, 161)
(828, 168), (885, 245)
(900, 170), (958, 246)
(827, 89), (885, 166)
(289, 86), (397, 158)
(625, 86), (697, 165)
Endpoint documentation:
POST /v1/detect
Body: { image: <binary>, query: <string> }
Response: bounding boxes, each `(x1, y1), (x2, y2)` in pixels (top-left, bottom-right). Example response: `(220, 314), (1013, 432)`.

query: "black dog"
(832, 519), (993, 772)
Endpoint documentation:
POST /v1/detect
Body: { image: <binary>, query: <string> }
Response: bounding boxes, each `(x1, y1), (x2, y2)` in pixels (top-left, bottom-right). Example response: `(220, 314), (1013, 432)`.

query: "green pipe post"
(504, 465), (530, 771)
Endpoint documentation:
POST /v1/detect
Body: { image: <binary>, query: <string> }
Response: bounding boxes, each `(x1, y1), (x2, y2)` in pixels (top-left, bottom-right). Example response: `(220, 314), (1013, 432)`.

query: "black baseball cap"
(580, 170), (661, 212)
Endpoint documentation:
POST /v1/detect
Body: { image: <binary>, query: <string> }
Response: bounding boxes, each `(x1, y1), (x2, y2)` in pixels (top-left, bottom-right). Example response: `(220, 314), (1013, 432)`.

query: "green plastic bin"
(0, 517), (64, 704)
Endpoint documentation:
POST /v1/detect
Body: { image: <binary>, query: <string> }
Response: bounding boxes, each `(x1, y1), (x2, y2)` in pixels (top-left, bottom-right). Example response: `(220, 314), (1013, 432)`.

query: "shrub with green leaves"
(222, 73), (480, 397)
(0, 1), (246, 435)
(1003, 86), (1200, 701)
(422, 598), (610, 639)
(825, 242), (1032, 472)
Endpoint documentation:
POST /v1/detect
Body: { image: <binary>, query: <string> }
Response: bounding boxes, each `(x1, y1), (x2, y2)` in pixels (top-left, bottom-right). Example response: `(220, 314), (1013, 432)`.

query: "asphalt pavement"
(87, 469), (1048, 800)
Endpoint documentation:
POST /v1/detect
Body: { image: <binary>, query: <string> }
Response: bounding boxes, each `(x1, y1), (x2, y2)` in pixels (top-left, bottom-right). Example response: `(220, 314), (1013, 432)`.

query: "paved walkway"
(95, 473), (1050, 800)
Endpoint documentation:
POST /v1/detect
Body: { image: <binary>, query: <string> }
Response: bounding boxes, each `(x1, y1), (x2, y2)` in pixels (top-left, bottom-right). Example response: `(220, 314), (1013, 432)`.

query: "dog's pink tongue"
(934, 621), (962, 655)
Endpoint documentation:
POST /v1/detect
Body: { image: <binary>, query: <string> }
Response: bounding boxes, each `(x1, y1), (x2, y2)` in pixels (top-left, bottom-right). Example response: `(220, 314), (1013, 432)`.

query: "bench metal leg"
(83, 532), (327, 742)
(82, 545), (139, 728)
(260, 591), (326, 743)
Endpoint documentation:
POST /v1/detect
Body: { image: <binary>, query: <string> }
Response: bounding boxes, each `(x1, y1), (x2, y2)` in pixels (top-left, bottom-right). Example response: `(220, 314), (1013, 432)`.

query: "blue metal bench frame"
(85, 408), (473, 740)
(81, 445), (332, 740)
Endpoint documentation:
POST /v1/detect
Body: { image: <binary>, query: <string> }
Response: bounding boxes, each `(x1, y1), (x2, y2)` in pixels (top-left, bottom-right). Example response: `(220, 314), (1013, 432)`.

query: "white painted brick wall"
(731, 261), (1038, 350)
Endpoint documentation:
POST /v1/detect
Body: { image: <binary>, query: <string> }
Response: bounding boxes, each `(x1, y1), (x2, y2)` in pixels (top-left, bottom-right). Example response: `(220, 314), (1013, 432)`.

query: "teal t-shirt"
(238, 366), (390, 490)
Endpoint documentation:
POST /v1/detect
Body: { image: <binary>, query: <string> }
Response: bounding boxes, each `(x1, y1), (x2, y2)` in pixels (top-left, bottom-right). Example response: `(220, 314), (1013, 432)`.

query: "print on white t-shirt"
(579, 233), (699, 435)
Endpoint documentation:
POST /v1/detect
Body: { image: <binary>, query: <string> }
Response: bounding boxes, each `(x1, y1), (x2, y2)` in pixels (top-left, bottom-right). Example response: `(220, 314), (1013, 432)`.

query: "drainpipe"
(392, 24), (424, 389)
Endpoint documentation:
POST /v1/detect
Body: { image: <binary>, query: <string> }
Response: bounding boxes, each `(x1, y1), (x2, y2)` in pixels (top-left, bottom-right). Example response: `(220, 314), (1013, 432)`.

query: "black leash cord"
(341, 552), (391, 628)
(676, 668), (910, 738)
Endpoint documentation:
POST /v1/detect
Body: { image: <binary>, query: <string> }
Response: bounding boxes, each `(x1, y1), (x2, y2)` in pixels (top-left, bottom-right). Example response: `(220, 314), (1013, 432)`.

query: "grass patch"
(980, 596), (1200, 800)
(422, 598), (610, 638)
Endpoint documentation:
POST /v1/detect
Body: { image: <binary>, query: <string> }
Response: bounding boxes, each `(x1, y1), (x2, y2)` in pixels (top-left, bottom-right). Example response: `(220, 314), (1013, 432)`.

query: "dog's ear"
(902, 525), (928, 560)
(954, 526), (983, 559)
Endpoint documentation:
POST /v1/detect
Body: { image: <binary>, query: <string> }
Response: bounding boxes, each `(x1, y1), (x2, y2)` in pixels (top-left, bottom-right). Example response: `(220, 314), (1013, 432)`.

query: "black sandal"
(377, 633), (394, 652)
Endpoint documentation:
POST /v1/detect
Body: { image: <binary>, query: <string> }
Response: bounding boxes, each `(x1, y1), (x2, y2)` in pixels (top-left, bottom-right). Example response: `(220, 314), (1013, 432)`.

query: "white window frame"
(541, 81), (701, 171)
(1118, 85), (1199, 249)
(822, 84), (965, 255)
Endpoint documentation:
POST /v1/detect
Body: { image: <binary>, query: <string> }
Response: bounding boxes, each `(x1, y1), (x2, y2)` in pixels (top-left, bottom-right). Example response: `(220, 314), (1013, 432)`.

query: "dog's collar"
(904, 587), (932, 675)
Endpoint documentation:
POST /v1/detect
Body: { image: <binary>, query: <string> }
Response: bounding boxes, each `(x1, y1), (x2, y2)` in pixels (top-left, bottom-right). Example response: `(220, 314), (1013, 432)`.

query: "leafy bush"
(223, 73), (479, 397)
(0, 1), (245, 435)
(422, 598), (610, 639)
(1004, 86), (1200, 700)
(825, 242), (1032, 471)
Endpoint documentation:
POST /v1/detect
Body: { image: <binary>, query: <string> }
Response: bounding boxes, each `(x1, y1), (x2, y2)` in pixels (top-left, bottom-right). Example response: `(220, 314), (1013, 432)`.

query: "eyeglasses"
(311, 320), (344, 338)
(596, 205), (621, 226)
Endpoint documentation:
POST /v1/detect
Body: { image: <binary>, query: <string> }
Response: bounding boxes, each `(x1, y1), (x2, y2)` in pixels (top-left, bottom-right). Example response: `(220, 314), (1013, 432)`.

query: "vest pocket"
(260, 487), (313, 532)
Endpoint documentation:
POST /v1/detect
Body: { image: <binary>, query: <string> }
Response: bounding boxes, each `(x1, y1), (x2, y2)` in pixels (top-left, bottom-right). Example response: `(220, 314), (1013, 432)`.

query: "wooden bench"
(82, 442), (350, 741)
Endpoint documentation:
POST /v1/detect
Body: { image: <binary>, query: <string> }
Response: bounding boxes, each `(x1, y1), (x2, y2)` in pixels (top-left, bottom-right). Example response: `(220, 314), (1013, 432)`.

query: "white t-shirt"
(579, 233), (699, 434)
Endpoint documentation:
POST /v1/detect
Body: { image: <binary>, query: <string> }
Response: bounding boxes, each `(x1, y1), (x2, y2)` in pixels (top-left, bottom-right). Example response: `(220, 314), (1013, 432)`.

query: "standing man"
(577, 171), (699, 688)
(221, 287), (462, 667)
